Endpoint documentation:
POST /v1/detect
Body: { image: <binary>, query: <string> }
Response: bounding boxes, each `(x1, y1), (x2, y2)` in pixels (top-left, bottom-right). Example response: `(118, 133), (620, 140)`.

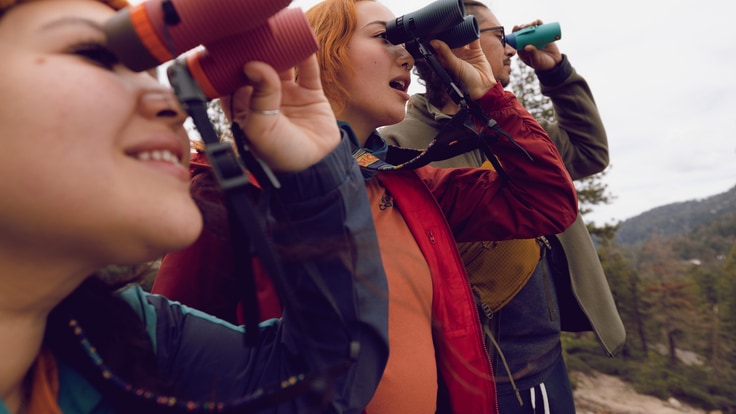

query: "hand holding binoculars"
(507, 22), (561, 50)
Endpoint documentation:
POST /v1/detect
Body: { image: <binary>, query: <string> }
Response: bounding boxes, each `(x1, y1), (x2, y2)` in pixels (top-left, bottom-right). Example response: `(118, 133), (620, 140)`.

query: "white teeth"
(390, 80), (407, 91)
(135, 150), (181, 166)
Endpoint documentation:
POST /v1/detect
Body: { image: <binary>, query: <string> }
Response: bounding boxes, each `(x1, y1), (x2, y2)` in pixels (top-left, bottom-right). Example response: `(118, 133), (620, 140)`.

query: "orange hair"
(305, 0), (374, 114)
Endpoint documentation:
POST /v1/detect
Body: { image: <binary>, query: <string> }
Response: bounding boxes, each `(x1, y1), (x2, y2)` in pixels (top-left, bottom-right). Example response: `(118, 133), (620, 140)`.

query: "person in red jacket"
(154, 0), (578, 412)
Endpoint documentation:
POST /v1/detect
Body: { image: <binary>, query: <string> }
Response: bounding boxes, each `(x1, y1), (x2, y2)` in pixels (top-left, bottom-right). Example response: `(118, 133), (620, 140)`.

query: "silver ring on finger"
(250, 108), (280, 116)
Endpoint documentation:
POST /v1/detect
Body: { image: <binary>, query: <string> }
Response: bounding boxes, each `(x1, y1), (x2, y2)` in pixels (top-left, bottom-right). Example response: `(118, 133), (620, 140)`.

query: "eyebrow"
(40, 17), (105, 33)
(363, 20), (388, 29)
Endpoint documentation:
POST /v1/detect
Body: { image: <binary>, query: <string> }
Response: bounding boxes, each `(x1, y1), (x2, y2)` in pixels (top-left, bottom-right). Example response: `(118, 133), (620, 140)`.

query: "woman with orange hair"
(304, 1), (578, 413)
(0, 0), (389, 412)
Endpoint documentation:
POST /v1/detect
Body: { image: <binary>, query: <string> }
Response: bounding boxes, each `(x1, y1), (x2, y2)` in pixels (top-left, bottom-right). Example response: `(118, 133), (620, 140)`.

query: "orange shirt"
(364, 177), (437, 414)
(26, 348), (62, 414)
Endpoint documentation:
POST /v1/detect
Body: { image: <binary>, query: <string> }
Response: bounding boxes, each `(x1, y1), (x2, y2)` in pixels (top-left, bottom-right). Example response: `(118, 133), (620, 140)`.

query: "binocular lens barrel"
(437, 15), (479, 49)
(187, 8), (318, 99)
(104, 0), (292, 71)
(385, 0), (466, 45)
(404, 15), (478, 58)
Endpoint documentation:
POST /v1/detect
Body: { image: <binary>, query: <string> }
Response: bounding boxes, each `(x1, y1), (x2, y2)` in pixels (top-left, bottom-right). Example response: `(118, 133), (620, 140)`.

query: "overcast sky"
(127, 0), (736, 225)
(286, 0), (736, 225)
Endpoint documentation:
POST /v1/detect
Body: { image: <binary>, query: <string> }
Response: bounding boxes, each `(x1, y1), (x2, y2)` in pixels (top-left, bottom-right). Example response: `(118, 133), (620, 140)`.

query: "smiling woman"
(0, 0), (389, 413)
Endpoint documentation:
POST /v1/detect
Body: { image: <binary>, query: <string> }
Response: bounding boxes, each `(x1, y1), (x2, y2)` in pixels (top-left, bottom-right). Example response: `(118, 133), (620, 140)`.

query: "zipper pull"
(471, 285), (494, 320)
(536, 235), (551, 251)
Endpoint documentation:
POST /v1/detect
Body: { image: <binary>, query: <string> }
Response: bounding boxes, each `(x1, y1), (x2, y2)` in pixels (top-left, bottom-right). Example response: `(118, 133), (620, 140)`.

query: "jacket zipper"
(537, 236), (557, 322)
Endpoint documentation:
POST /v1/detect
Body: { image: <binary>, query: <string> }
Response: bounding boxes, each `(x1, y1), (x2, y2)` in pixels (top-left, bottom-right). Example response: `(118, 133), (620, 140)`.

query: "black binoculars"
(385, 0), (479, 57)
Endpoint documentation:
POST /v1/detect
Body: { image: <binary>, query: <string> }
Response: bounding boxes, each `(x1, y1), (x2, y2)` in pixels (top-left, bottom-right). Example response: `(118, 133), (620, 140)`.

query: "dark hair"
(413, 0), (490, 108)
(461, 0), (489, 18)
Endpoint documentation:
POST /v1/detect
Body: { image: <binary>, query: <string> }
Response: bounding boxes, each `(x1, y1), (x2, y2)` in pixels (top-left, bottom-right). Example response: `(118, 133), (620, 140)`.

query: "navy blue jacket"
(0, 138), (389, 414)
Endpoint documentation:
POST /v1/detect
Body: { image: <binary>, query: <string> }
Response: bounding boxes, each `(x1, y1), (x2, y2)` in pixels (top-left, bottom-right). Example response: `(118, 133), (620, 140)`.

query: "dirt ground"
(572, 371), (709, 414)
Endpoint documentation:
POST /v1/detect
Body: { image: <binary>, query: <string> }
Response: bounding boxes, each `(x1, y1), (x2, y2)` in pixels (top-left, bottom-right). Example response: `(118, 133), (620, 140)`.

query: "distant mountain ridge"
(614, 184), (736, 247)
(585, 184), (736, 412)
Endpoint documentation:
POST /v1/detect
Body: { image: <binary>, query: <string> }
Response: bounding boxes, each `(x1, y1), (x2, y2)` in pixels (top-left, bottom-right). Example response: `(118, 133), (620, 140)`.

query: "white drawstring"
(540, 383), (550, 414)
(530, 383), (551, 414)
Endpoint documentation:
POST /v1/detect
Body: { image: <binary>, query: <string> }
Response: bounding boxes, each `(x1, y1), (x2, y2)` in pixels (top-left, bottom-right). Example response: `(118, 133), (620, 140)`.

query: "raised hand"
(220, 54), (341, 173)
(512, 20), (563, 72)
(429, 38), (497, 101)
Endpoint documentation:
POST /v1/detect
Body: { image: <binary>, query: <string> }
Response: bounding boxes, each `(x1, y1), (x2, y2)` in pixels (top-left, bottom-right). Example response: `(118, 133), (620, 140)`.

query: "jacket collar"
(338, 121), (388, 161)
(407, 94), (454, 125)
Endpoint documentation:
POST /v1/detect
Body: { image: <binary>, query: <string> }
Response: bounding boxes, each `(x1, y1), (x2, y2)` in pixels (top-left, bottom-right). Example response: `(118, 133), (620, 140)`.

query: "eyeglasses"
(478, 26), (506, 48)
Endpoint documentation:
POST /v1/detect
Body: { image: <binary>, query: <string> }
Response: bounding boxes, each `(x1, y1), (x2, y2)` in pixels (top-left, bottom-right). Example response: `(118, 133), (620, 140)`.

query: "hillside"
(571, 185), (736, 413)
(613, 185), (736, 269)
(615, 184), (736, 247)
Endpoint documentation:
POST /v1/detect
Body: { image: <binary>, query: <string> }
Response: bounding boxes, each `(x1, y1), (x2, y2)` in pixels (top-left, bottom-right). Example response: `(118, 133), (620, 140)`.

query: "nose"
(397, 45), (415, 70)
(504, 42), (517, 57)
(139, 87), (188, 123)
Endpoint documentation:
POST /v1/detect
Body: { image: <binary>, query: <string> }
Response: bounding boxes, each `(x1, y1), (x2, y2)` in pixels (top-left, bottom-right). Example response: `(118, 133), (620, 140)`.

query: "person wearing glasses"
(383, 1), (626, 413)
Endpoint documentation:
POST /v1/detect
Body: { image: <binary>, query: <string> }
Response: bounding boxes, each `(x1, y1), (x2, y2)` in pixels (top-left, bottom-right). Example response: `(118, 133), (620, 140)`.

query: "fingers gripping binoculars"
(385, 0), (479, 56)
(104, 0), (319, 99)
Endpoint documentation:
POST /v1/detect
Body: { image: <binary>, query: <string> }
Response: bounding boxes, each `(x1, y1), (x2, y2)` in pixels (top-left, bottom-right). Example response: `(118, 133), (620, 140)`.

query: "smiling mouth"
(134, 149), (183, 166)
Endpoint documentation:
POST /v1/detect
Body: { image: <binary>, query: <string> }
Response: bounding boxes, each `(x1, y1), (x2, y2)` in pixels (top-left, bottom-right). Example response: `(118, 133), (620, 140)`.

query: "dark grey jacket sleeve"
(537, 55), (609, 180)
(123, 137), (388, 414)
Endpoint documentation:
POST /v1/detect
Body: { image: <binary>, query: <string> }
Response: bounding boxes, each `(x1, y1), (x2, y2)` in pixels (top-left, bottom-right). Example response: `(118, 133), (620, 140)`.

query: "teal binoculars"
(507, 22), (561, 50)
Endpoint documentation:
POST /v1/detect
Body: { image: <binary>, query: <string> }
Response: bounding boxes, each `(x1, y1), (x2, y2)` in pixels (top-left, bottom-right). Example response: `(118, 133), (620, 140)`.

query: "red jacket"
(375, 149), (575, 413)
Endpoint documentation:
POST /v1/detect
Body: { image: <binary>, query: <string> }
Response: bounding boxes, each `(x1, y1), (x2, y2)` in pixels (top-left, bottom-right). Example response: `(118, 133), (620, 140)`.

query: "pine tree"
(716, 244), (736, 381)
(598, 238), (646, 357)
(635, 233), (699, 366)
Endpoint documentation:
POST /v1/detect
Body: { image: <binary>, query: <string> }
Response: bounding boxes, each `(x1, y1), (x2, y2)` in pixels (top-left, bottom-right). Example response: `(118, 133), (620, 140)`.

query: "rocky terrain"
(573, 371), (711, 414)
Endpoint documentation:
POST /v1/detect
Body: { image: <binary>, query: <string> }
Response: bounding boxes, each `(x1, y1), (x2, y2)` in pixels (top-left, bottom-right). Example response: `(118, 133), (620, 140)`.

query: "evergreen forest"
(510, 60), (736, 412)
(569, 185), (736, 413)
